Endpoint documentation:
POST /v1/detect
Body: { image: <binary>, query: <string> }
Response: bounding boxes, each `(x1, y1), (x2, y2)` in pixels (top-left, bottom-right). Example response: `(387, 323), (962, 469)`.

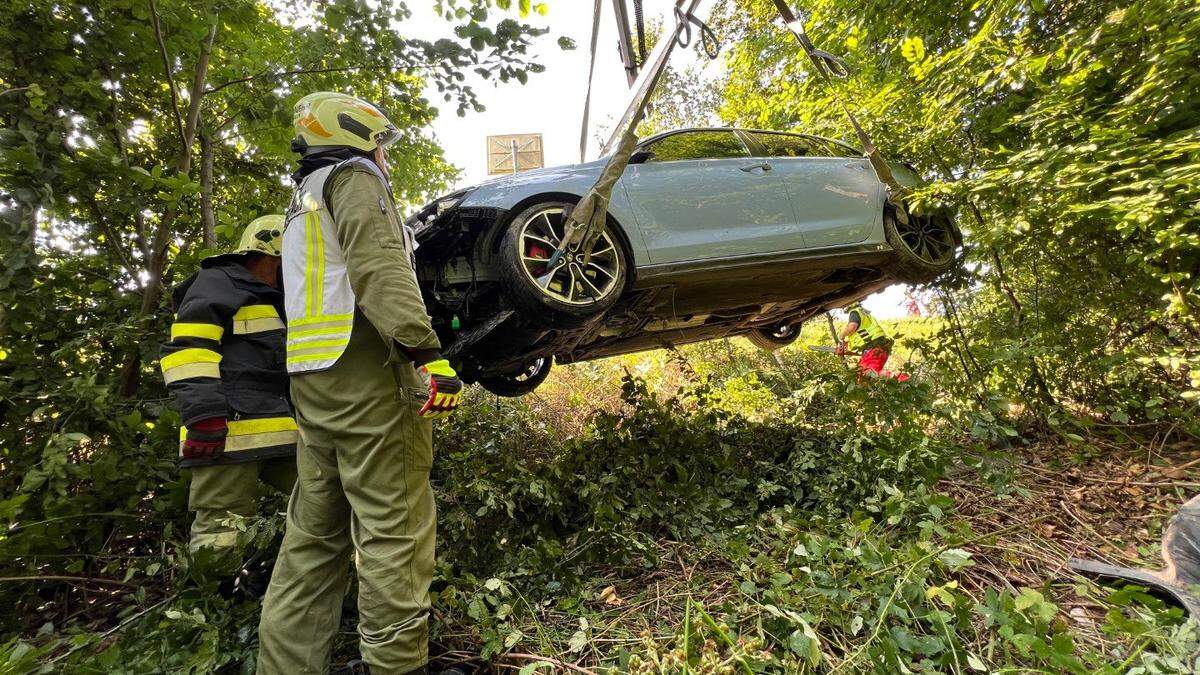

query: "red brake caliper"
(528, 244), (548, 274)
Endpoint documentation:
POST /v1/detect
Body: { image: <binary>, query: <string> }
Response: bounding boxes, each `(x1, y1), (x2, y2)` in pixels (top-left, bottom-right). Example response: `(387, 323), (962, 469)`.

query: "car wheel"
(745, 322), (801, 351)
(498, 201), (628, 328)
(478, 357), (552, 397)
(882, 207), (959, 284)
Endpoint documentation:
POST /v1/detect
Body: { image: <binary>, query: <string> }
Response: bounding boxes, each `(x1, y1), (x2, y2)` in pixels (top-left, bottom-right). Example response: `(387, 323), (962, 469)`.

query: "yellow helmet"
(232, 215), (284, 257)
(292, 91), (400, 154)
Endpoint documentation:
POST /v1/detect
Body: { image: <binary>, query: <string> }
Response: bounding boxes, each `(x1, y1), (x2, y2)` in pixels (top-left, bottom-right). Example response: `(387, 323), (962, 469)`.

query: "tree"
(0, 0), (558, 641)
(714, 0), (1200, 416)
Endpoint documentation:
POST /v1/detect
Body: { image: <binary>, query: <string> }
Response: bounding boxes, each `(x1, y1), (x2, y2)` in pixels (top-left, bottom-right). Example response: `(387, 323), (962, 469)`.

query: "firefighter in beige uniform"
(257, 92), (463, 675)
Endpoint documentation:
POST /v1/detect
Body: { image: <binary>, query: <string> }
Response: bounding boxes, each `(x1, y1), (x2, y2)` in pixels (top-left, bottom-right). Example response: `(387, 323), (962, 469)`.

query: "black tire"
(498, 201), (629, 328)
(478, 357), (552, 397)
(745, 322), (801, 351)
(882, 207), (959, 284)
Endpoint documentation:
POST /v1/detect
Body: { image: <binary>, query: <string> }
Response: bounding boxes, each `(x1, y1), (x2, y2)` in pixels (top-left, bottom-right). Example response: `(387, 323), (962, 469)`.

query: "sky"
(402, 1), (911, 318)
(407, 1), (688, 186)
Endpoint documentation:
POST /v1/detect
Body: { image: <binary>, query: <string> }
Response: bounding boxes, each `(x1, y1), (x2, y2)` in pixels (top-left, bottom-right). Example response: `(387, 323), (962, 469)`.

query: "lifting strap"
(579, 0), (603, 163)
(554, 0), (701, 275)
(770, 1), (909, 222)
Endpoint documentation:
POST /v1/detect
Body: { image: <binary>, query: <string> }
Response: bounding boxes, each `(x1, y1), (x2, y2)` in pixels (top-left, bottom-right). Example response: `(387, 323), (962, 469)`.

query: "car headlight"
(436, 196), (463, 215)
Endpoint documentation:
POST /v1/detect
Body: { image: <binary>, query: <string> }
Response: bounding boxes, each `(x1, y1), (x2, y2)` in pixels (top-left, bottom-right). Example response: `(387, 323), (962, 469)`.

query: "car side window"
(644, 131), (750, 162)
(816, 138), (861, 158)
(751, 132), (828, 158)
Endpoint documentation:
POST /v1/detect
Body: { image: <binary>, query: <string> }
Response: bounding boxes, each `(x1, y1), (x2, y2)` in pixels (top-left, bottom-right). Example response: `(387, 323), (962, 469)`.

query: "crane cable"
(634, 0), (646, 64)
(579, 0), (604, 163)
(559, 0), (703, 278)
(771, 1), (910, 223)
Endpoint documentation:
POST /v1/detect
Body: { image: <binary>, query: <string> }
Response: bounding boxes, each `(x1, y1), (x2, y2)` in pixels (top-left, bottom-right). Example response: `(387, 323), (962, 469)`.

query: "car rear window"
(645, 131), (750, 162)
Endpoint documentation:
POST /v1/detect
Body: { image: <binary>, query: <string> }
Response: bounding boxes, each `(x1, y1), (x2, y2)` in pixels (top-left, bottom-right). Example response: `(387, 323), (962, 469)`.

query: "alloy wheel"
(506, 358), (547, 384)
(517, 206), (621, 306)
(770, 324), (796, 339)
(896, 214), (956, 265)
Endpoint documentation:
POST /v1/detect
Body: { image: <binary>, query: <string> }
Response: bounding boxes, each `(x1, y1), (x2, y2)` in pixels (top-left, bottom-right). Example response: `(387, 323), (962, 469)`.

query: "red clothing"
(857, 347), (910, 382)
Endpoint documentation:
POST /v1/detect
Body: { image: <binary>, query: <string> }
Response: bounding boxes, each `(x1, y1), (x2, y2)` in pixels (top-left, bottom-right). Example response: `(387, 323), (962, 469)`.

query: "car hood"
(464, 158), (609, 192)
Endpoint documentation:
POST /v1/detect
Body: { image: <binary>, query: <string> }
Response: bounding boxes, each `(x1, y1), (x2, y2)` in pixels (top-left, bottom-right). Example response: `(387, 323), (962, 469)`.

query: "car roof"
(636, 127), (862, 156)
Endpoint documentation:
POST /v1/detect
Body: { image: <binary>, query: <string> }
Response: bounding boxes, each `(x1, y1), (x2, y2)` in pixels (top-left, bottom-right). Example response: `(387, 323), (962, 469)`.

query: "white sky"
(402, 1), (909, 317)
(408, 1), (687, 186)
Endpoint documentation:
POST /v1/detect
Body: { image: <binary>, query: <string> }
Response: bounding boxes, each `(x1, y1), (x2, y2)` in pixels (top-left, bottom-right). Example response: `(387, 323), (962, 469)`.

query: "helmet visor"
(375, 124), (401, 148)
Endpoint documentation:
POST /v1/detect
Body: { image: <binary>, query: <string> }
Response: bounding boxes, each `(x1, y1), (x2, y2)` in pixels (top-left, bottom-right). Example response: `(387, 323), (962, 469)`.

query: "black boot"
(1069, 493), (1200, 618)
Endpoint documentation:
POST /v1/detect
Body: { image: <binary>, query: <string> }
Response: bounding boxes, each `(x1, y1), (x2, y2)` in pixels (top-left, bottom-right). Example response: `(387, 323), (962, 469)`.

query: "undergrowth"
(3, 331), (1196, 672)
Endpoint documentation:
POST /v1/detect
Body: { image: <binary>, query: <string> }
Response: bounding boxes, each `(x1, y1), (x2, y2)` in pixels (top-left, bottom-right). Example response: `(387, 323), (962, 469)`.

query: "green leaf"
(503, 629), (524, 649)
(937, 548), (973, 570)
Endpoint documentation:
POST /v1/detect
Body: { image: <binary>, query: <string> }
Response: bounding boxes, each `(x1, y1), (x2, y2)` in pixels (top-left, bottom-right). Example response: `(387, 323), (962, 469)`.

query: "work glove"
(183, 417), (228, 460)
(835, 341), (848, 356)
(416, 358), (463, 419)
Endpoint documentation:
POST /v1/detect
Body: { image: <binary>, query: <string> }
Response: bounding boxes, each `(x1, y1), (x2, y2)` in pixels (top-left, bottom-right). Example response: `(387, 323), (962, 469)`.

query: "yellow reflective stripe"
(163, 361), (221, 384)
(286, 338), (350, 354)
(288, 313), (353, 327)
(288, 351), (347, 363)
(233, 316), (285, 335)
(233, 305), (280, 321)
(226, 430), (299, 452)
(287, 326), (350, 339)
(315, 213), (326, 319)
(304, 211), (325, 317)
(179, 416), (298, 454)
(228, 416), (297, 435)
(161, 348), (222, 383)
(161, 348), (221, 370)
(170, 322), (224, 341)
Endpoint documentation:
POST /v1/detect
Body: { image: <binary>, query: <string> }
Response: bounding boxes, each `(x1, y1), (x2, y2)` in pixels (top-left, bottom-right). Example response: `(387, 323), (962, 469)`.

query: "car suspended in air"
(407, 127), (961, 396)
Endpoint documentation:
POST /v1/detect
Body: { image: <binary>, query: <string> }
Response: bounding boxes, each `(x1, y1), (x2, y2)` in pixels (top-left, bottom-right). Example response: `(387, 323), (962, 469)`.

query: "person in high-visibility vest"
(836, 303), (902, 379)
(256, 92), (464, 675)
(159, 216), (297, 565)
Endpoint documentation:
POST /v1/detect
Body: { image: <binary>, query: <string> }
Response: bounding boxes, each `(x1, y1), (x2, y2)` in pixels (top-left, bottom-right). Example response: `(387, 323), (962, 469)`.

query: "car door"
(746, 131), (881, 249)
(620, 129), (805, 264)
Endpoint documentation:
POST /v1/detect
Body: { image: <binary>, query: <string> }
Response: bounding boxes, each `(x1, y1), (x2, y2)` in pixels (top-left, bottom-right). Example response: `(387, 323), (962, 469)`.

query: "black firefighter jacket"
(159, 258), (297, 468)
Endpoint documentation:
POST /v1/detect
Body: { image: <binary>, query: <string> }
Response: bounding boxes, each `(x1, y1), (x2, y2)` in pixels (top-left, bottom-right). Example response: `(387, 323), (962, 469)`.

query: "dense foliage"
(0, 0), (553, 666)
(2, 0), (1198, 672)
(715, 0), (1200, 424)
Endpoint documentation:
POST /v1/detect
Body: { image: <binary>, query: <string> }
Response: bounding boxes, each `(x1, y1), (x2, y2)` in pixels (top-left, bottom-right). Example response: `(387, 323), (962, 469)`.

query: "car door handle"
(740, 162), (772, 173)
(843, 161), (867, 170)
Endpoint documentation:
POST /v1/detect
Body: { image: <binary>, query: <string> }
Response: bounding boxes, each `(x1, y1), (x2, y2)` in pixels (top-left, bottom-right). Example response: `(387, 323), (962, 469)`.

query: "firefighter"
(836, 302), (899, 379)
(160, 215), (297, 564)
(256, 92), (464, 675)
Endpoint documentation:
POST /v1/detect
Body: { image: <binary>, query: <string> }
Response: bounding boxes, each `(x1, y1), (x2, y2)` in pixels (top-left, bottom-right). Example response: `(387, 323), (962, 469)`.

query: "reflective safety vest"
(846, 304), (890, 351)
(282, 157), (390, 374)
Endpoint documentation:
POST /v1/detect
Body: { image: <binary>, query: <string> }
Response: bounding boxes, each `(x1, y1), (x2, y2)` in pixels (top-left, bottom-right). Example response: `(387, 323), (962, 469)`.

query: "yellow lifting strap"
(770, 0), (909, 223)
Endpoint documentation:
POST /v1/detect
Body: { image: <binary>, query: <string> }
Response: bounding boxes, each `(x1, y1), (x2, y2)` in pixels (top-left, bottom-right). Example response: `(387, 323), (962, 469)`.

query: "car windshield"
(642, 130), (750, 162)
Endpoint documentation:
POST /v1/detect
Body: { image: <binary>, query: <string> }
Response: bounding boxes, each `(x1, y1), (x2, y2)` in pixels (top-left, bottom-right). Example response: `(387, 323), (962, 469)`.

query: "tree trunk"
(117, 11), (219, 397)
(200, 130), (216, 249)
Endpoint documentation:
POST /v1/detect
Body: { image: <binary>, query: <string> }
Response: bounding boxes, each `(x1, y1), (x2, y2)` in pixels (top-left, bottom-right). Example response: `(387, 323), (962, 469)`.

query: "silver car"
(408, 127), (960, 395)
